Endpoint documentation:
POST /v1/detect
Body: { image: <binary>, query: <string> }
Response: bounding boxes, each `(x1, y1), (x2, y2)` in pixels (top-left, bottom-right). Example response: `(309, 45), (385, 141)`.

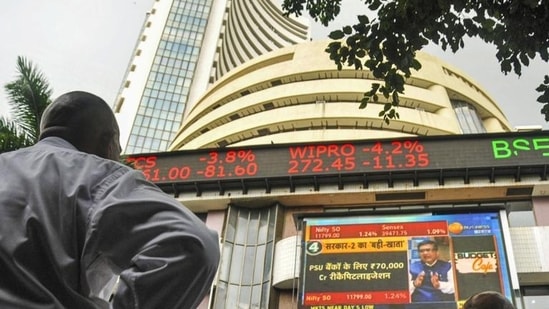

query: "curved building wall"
(214, 0), (309, 81)
(184, 0), (309, 123)
(170, 40), (512, 150)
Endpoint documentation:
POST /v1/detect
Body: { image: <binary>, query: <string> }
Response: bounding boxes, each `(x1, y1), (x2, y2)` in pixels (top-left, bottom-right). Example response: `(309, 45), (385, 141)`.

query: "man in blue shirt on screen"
(409, 239), (455, 303)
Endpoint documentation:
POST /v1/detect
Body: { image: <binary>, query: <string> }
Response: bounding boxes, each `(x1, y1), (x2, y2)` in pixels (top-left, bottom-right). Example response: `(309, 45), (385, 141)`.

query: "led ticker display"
(125, 132), (549, 184)
(300, 212), (514, 309)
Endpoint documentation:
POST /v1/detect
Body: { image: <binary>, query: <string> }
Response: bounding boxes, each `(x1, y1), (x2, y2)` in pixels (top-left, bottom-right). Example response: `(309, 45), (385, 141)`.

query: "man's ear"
(89, 132), (110, 159)
(99, 131), (121, 161)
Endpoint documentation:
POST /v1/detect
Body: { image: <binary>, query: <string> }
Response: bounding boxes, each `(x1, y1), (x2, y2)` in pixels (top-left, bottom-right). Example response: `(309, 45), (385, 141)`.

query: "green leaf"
(501, 60), (512, 74)
(368, 0), (382, 11)
(512, 57), (522, 76)
(540, 48), (549, 61)
(481, 18), (495, 29)
(519, 52), (530, 66)
(411, 59), (422, 70)
(343, 25), (353, 35)
(329, 30), (345, 40)
(357, 15), (369, 24)
(537, 94), (549, 104)
(353, 58), (363, 69)
(360, 97), (369, 109)
(392, 91), (400, 105)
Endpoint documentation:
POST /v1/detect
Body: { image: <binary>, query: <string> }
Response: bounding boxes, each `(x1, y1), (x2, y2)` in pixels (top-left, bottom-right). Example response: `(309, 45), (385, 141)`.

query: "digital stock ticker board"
(125, 131), (549, 185)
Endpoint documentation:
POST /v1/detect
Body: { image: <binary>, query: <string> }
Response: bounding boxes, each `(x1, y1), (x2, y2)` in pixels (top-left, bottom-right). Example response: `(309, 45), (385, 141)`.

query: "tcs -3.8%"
(198, 150), (258, 178)
(126, 149), (259, 182)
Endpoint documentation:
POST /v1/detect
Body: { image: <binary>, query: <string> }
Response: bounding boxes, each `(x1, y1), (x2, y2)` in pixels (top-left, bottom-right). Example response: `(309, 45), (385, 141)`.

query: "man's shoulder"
(435, 259), (452, 269)
(409, 261), (424, 271)
(8, 137), (135, 183)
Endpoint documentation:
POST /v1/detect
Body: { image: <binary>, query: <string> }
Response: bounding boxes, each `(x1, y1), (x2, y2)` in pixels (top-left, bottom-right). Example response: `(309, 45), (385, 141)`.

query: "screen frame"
(297, 209), (519, 308)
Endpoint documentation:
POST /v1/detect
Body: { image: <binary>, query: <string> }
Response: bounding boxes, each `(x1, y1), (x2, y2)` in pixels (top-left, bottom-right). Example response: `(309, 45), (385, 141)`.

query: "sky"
(1, 0), (548, 130)
(0, 0), (155, 114)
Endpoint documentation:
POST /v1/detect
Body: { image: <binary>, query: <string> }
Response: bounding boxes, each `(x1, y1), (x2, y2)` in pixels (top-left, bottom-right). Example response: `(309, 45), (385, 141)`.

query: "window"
(451, 100), (486, 134)
(114, 97), (124, 113)
(508, 211), (536, 227)
(124, 0), (213, 154)
(522, 286), (549, 309)
(212, 205), (280, 309)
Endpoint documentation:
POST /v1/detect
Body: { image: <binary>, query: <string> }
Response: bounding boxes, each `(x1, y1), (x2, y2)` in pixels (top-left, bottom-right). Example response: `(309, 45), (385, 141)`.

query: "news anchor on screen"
(409, 239), (455, 302)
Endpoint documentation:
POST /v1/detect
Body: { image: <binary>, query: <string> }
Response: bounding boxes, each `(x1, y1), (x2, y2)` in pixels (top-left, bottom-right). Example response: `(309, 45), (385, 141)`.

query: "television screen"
(300, 212), (514, 309)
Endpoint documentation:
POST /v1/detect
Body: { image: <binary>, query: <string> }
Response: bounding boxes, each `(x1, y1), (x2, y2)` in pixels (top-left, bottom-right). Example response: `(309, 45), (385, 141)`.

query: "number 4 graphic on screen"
(306, 241), (323, 255)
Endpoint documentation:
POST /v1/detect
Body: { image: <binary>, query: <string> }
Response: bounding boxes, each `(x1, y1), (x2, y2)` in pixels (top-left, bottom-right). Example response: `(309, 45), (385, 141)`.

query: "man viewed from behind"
(463, 291), (516, 309)
(0, 91), (220, 308)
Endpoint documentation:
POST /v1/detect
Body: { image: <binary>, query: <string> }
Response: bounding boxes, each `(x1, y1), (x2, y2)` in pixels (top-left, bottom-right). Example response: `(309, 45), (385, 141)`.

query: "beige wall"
(171, 40), (512, 150)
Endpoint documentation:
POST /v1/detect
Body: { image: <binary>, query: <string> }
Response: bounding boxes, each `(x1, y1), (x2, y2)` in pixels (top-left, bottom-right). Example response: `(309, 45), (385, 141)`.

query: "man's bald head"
(39, 91), (121, 161)
(463, 291), (515, 309)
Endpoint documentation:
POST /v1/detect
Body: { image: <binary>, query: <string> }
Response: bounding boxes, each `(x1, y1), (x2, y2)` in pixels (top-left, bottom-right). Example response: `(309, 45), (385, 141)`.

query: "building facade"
(114, 0), (308, 154)
(116, 2), (549, 308)
(133, 41), (547, 309)
(170, 41), (511, 150)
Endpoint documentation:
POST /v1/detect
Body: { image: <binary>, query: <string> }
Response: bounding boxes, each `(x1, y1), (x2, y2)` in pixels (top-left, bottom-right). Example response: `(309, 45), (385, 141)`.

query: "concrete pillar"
(429, 84), (460, 132)
(532, 196), (549, 226)
(483, 116), (505, 133)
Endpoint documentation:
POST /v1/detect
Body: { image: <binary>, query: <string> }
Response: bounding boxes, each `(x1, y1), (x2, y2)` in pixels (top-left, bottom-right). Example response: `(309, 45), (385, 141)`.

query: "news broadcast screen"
(300, 212), (514, 309)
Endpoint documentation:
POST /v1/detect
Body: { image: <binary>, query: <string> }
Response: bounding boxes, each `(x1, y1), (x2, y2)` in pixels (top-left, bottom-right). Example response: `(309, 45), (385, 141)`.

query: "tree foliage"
(1, 56), (52, 153)
(537, 75), (549, 121)
(282, 0), (549, 123)
(0, 117), (32, 152)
